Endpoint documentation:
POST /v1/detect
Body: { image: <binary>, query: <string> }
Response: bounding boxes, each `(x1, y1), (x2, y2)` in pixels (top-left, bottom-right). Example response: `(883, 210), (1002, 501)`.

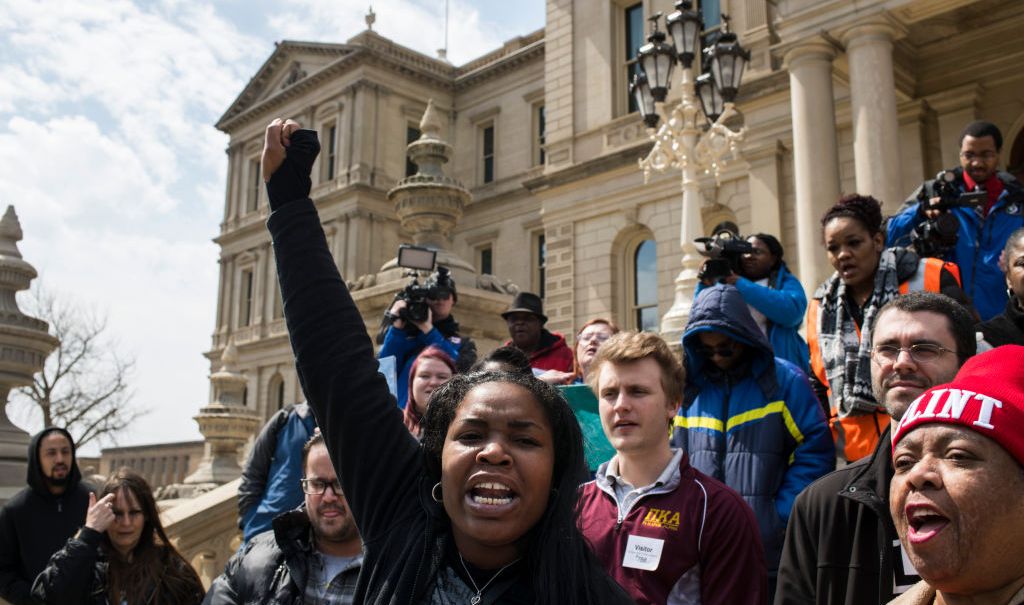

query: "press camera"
(910, 170), (986, 258)
(392, 245), (454, 333)
(695, 231), (754, 284)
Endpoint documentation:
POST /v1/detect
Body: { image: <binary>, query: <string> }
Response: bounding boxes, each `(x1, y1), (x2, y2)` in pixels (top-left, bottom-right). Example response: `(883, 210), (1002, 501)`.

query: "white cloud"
(0, 0), (543, 454)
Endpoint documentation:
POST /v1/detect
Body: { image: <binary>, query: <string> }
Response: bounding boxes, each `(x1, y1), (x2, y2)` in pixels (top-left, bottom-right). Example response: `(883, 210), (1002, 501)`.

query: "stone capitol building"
(4, 0), (1021, 590)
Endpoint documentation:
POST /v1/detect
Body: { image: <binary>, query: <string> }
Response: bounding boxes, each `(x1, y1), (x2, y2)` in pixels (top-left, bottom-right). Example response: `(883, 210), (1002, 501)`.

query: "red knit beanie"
(892, 345), (1024, 464)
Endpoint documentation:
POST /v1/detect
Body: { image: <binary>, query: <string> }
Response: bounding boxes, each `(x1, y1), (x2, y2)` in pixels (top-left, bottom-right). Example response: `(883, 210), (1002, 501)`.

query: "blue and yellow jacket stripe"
(672, 285), (834, 575)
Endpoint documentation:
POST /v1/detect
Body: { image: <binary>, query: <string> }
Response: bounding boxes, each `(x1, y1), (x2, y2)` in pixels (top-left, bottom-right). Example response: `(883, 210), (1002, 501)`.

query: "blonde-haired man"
(577, 331), (767, 604)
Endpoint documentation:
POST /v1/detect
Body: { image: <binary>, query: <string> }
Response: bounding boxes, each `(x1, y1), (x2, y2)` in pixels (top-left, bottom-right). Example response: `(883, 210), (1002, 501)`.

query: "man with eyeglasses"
(671, 284), (833, 599)
(206, 431), (363, 605)
(776, 291), (976, 605)
(887, 120), (1024, 321)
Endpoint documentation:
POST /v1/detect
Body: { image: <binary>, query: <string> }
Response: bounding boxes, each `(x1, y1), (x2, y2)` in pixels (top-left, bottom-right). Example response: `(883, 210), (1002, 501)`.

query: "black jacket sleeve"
(0, 502), (33, 605)
(774, 489), (818, 605)
(265, 129), (422, 542)
(237, 406), (292, 525)
(31, 527), (102, 605)
(455, 336), (478, 373)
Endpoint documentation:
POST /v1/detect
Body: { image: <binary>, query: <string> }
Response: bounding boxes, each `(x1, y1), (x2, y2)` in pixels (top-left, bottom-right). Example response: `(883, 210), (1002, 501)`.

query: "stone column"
(744, 140), (785, 238)
(843, 19), (905, 211)
(0, 207), (60, 504)
(784, 39), (842, 292)
(926, 84), (980, 168)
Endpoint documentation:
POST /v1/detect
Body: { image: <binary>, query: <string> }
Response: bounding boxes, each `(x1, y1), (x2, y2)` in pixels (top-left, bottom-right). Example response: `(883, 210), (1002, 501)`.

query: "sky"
(2, 0), (545, 456)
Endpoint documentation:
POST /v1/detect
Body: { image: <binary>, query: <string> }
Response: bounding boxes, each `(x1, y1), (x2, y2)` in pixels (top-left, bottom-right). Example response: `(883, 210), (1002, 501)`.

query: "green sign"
(559, 384), (615, 472)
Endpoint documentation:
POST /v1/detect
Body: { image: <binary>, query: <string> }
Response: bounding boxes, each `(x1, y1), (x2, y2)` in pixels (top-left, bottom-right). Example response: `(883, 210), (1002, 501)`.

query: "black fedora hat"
(501, 292), (547, 323)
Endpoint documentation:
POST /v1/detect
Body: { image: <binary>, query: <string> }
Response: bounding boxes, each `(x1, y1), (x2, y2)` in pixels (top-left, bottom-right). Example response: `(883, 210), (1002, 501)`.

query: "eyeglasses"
(959, 151), (999, 162)
(696, 343), (736, 358)
(300, 478), (343, 496)
(578, 332), (612, 345)
(870, 343), (952, 364)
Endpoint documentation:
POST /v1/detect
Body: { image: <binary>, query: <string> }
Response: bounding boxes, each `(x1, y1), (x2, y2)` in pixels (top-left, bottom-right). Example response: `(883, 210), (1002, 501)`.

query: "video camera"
(910, 170), (986, 258)
(392, 245), (455, 334)
(695, 230), (754, 284)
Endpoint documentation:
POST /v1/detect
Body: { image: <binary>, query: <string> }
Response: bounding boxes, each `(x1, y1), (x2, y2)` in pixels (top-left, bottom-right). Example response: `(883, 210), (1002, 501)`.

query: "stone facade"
(161, 0), (1024, 582)
(209, 3), (1024, 422)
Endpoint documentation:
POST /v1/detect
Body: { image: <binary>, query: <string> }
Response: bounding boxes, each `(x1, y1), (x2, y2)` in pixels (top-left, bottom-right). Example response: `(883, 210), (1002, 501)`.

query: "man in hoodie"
(0, 427), (91, 605)
(671, 284), (833, 599)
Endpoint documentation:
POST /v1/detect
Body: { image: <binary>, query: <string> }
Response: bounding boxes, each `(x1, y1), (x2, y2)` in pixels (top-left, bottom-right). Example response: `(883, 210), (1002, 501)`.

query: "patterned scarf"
(815, 248), (908, 417)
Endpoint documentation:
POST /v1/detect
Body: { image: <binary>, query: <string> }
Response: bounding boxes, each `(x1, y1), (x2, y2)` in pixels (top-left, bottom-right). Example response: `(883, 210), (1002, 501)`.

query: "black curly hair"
(420, 370), (619, 604)
(820, 193), (884, 239)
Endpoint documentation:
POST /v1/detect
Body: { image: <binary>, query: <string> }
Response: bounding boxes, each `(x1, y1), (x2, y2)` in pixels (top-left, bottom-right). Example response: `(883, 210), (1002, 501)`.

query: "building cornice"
(217, 30), (546, 134)
(523, 143), (652, 193)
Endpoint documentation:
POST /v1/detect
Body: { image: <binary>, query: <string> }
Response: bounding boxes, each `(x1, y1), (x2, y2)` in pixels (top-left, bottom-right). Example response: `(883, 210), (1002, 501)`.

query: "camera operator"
(887, 120), (1024, 321)
(377, 269), (476, 410)
(696, 233), (811, 374)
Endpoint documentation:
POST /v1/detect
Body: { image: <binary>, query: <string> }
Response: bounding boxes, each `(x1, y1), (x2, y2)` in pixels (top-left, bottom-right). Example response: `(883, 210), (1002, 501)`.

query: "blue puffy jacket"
(695, 263), (810, 374)
(886, 169), (1024, 320)
(671, 285), (833, 575)
(378, 324), (463, 409)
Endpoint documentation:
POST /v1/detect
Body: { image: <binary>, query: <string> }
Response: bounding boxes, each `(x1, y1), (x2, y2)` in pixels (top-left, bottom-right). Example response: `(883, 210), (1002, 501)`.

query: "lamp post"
(631, 3), (750, 344)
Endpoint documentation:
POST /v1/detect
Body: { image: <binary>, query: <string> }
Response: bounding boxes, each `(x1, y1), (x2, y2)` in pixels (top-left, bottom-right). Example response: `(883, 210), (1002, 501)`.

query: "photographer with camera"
(886, 120), (1024, 321)
(378, 263), (476, 410)
(696, 232), (811, 374)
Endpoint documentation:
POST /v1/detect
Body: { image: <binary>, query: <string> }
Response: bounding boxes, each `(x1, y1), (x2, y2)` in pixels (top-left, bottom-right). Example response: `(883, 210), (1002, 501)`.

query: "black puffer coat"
(204, 509), (329, 605)
(31, 527), (203, 605)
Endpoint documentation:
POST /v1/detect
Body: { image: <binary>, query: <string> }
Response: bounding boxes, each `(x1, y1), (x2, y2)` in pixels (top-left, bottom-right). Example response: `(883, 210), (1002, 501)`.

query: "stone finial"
(366, 6), (376, 31)
(419, 99), (443, 140)
(219, 339), (239, 372)
(0, 206), (24, 259)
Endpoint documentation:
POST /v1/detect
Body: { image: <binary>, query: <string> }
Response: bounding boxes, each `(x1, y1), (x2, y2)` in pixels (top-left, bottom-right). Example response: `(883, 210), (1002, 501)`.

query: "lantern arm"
(640, 118), (676, 182)
(693, 102), (745, 185)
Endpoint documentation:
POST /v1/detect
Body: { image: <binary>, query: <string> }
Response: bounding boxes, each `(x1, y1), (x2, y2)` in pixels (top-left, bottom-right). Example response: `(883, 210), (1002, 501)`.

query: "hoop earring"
(431, 482), (443, 503)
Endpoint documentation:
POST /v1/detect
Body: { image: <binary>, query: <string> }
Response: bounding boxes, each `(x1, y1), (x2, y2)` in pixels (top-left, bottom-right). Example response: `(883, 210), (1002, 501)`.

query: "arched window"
(630, 239), (658, 331)
(268, 373), (286, 411)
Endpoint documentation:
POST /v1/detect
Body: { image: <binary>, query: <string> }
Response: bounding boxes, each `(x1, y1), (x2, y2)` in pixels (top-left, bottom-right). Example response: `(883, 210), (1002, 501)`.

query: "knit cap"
(891, 345), (1024, 465)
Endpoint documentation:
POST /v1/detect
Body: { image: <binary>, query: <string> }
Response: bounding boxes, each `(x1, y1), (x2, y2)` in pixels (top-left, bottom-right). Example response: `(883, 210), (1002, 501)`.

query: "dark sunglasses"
(696, 344), (736, 358)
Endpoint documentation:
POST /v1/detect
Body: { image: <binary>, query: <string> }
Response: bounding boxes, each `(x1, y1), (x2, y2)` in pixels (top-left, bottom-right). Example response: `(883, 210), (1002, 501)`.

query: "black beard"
(46, 474), (70, 487)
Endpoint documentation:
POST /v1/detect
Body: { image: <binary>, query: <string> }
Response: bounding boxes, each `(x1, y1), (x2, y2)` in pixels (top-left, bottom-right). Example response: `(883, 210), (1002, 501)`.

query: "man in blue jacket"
(377, 274), (476, 409)
(671, 284), (833, 599)
(886, 120), (1024, 320)
(238, 403), (317, 542)
(697, 233), (810, 373)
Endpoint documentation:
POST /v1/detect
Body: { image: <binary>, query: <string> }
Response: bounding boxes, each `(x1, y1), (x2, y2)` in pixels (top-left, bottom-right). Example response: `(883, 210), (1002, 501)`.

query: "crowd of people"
(1, 117), (1022, 605)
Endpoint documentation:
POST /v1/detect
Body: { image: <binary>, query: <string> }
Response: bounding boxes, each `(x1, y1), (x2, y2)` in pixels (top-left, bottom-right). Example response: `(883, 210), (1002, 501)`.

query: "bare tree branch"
(10, 284), (147, 449)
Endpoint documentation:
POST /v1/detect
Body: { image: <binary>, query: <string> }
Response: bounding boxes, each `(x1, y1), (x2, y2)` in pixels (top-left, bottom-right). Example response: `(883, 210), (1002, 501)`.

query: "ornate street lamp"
(665, 0), (702, 68)
(694, 72), (723, 123)
(636, 13), (676, 103)
(633, 11), (750, 344)
(707, 19), (751, 103)
(630, 73), (659, 129)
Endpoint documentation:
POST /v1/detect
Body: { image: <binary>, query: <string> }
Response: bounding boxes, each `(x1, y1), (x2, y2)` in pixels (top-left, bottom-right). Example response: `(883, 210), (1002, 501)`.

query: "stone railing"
(161, 478), (242, 589)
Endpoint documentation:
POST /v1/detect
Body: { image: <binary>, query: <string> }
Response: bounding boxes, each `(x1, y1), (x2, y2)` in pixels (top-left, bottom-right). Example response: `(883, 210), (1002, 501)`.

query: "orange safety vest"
(807, 257), (961, 462)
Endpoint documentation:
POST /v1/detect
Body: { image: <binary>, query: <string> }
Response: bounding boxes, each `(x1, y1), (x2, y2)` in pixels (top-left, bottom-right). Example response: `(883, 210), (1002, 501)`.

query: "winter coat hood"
(682, 284), (777, 405)
(27, 426), (82, 497)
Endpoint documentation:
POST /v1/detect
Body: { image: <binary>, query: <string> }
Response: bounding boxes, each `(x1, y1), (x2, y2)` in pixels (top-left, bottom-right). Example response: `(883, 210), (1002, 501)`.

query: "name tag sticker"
(622, 535), (664, 571)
